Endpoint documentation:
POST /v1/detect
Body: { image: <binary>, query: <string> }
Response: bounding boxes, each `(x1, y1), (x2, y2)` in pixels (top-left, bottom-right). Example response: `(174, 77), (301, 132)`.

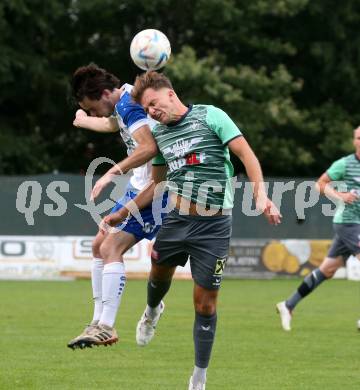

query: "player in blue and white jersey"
(67, 64), (167, 349)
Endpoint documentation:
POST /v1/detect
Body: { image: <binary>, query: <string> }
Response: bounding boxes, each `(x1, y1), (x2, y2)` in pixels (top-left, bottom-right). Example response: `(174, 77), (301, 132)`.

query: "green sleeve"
(151, 124), (166, 165)
(326, 157), (346, 180)
(206, 105), (242, 144)
(152, 152), (166, 166)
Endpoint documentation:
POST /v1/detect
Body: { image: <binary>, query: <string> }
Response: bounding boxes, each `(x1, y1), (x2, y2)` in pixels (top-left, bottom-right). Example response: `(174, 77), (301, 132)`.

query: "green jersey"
(327, 154), (360, 223)
(152, 104), (242, 209)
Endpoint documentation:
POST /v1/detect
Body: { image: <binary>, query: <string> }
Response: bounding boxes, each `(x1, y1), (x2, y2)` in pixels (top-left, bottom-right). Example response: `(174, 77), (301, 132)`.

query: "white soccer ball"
(130, 29), (171, 71)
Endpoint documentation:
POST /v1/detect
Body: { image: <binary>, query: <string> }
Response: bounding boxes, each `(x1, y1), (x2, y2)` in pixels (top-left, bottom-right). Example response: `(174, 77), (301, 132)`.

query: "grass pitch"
(0, 279), (360, 389)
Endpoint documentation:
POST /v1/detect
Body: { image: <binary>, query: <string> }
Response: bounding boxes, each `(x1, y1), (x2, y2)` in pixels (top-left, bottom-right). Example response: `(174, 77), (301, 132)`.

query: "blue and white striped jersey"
(113, 84), (156, 190)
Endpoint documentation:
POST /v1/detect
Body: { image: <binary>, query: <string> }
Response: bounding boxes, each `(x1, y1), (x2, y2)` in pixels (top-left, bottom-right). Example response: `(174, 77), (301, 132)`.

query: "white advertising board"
(0, 236), (191, 280)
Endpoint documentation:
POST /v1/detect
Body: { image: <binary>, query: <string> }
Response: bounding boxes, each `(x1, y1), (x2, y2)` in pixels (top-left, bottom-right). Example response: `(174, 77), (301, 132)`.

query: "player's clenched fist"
(73, 109), (88, 128)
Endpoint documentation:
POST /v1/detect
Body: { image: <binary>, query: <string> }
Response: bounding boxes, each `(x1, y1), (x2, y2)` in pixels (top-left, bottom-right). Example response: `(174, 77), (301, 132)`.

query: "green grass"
(0, 279), (360, 389)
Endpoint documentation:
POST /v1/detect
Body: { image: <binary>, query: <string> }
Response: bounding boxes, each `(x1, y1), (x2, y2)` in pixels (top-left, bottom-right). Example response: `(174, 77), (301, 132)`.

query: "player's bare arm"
(316, 172), (358, 204)
(101, 165), (167, 230)
(91, 126), (159, 200)
(73, 109), (119, 132)
(228, 136), (282, 225)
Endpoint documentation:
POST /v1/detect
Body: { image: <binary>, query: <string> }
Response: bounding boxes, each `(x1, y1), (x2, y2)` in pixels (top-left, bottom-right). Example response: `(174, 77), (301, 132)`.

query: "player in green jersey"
(101, 71), (281, 390)
(277, 127), (360, 332)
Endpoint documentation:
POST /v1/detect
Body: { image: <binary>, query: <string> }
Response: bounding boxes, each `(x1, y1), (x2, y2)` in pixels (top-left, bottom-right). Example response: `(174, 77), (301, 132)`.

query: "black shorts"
(327, 223), (360, 260)
(151, 209), (232, 290)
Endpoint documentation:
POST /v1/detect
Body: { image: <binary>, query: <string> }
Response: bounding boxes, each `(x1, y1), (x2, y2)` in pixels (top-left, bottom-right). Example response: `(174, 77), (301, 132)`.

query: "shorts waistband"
(171, 193), (232, 218)
(170, 207), (232, 221)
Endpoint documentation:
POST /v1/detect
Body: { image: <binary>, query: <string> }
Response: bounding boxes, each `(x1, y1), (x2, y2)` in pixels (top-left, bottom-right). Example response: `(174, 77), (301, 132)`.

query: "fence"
(1, 174), (358, 280)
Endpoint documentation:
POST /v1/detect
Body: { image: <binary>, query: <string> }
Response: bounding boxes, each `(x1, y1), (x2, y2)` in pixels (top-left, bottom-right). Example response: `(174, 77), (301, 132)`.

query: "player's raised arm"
(90, 125), (159, 200)
(228, 136), (282, 225)
(73, 109), (118, 132)
(109, 125), (159, 175)
(101, 165), (168, 230)
(316, 171), (358, 204)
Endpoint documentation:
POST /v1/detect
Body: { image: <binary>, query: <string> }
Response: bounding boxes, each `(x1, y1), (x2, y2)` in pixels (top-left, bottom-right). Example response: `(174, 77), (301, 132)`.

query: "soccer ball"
(130, 29), (171, 71)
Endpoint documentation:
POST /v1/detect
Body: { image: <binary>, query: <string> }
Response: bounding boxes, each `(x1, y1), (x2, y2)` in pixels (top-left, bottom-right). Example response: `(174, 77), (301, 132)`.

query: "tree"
(0, 0), (359, 176)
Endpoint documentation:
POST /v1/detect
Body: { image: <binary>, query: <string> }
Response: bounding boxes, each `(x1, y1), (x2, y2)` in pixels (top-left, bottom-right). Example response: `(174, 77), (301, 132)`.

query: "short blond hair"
(131, 71), (173, 103)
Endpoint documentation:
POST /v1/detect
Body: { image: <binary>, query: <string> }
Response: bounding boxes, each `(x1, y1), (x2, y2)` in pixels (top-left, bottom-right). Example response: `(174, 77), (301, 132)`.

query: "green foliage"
(165, 47), (311, 174)
(0, 0), (359, 176)
(0, 128), (55, 173)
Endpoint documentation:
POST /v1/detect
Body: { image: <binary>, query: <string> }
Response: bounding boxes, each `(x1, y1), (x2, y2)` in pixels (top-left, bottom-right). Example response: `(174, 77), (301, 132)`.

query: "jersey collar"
(167, 104), (193, 127)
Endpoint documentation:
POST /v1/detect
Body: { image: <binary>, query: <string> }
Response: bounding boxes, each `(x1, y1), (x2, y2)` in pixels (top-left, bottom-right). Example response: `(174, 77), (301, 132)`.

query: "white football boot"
(357, 319), (360, 330)
(136, 301), (165, 346)
(276, 301), (292, 331)
(188, 376), (206, 390)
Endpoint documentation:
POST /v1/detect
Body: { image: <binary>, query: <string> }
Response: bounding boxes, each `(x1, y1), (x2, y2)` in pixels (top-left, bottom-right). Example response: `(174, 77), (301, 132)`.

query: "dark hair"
(132, 71), (173, 103)
(71, 63), (121, 101)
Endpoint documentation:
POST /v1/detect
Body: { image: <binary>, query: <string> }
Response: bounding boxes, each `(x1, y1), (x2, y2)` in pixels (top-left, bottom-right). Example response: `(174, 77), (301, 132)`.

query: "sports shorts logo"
(143, 222), (155, 234)
(214, 257), (227, 275)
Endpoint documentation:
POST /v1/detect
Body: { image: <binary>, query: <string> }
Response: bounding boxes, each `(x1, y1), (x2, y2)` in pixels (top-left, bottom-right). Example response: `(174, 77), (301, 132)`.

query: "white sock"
(145, 303), (161, 320)
(192, 366), (207, 386)
(91, 258), (104, 323)
(99, 261), (126, 327)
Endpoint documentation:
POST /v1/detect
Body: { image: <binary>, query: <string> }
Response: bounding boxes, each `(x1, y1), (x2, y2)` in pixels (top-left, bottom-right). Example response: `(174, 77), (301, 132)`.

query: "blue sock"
(147, 279), (171, 308)
(286, 268), (327, 310)
(193, 312), (217, 369)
